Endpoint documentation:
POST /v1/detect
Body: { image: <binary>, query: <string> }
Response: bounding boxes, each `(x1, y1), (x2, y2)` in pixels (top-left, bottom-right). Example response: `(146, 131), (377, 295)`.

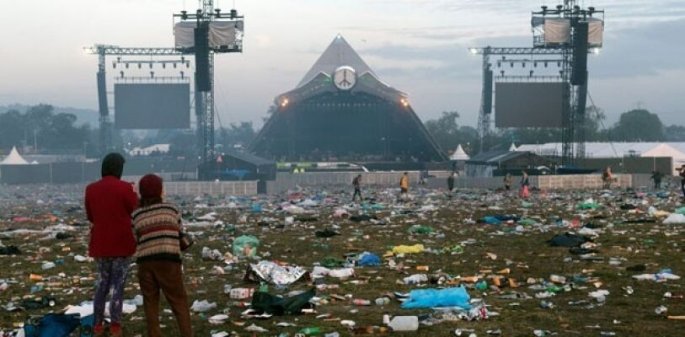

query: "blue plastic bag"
(251, 203), (263, 213)
(24, 313), (81, 337)
(233, 235), (260, 257)
(480, 216), (502, 225)
(401, 286), (471, 309)
(357, 252), (381, 267)
(80, 315), (94, 337)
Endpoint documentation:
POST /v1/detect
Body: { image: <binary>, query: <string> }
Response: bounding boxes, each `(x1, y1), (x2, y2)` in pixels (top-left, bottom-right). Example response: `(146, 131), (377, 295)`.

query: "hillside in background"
(0, 104), (99, 126)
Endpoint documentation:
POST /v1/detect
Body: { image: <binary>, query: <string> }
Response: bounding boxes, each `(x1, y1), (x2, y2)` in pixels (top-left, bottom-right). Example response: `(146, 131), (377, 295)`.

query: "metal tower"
(88, 1), (244, 164)
(174, 0), (244, 165)
(471, 0), (603, 165)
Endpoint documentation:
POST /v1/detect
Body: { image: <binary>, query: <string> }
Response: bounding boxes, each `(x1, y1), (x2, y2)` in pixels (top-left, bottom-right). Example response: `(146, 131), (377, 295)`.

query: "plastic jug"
(387, 316), (419, 332)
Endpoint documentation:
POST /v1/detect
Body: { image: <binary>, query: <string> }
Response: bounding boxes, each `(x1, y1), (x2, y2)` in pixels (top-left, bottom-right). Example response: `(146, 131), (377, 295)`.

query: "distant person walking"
(133, 174), (192, 337)
(85, 153), (138, 337)
(399, 172), (410, 199)
(352, 174), (363, 202)
(519, 170), (530, 198)
(651, 170), (663, 189)
(503, 173), (513, 191)
(447, 172), (456, 192)
(602, 166), (614, 189)
(678, 165), (685, 198)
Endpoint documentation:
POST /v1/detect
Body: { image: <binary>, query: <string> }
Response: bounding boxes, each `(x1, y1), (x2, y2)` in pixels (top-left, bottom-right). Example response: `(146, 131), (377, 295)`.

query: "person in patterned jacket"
(133, 174), (192, 337)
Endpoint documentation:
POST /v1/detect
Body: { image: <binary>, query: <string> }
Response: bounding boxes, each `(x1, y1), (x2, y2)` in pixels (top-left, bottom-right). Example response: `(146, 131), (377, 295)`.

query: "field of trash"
(1, 184), (685, 337)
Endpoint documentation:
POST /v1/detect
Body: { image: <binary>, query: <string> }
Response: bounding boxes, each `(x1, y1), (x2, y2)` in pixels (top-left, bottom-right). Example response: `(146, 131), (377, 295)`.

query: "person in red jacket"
(85, 153), (138, 337)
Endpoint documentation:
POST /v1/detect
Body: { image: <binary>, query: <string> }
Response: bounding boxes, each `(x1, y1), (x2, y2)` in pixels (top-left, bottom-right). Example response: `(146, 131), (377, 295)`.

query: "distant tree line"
(425, 108), (681, 156)
(1, 103), (678, 161)
(0, 104), (93, 154)
(123, 122), (257, 157)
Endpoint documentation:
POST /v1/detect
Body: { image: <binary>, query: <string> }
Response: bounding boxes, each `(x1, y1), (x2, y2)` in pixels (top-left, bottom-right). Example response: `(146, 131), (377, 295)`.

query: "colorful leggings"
(94, 257), (130, 325)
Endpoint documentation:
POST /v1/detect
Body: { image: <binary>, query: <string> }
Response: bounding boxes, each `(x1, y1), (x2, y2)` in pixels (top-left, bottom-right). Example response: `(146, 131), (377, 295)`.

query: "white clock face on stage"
(333, 66), (356, 90)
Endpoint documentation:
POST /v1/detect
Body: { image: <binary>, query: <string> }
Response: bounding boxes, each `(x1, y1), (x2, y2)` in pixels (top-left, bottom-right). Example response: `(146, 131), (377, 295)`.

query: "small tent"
(450, 144), (470, 161)
(0, 146), (29, 165)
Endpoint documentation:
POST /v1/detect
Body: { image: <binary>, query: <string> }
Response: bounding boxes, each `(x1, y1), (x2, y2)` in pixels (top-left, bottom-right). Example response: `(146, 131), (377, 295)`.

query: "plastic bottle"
(328, 268), (355, 278)
(387, 316), (419, 332)
(546, 284), (563, 293)
(298, 327), (321, 335)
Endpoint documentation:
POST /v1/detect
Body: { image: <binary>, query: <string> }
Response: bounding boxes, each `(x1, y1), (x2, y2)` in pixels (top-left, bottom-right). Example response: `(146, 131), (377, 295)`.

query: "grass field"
(1, 186), (684, 336)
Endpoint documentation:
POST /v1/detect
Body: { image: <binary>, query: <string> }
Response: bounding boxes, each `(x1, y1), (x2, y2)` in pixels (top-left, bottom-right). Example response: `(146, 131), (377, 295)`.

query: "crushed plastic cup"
(549, 274), (566, 284)
(375, 297), (390, 306)
(328, 268), (355, 278)
(229, 288), (255, 300)
(191, 299), (217, 312)
(353, 299), (371, 306)
(41, 262), (56, 270)
(403, 274), (428, 285)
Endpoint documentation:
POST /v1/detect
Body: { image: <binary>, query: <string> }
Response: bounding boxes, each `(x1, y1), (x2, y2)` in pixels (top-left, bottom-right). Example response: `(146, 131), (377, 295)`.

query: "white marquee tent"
(449, 144), (470, 161)
(516, 142), (685, 173)
(0, 146), (29, 165)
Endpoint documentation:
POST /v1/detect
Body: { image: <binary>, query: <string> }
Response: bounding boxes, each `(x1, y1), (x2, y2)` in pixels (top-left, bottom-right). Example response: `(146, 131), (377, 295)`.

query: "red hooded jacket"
(85, 176), (138, 257)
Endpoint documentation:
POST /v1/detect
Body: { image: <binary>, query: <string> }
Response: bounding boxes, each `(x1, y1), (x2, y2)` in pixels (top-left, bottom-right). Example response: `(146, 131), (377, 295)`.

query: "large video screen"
(114, 83), (190, 129)
(495, 82), (567, 128)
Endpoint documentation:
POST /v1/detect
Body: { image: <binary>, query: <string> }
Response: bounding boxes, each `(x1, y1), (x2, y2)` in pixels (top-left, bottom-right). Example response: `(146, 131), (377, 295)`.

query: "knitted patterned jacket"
(132, 203), (183, 263)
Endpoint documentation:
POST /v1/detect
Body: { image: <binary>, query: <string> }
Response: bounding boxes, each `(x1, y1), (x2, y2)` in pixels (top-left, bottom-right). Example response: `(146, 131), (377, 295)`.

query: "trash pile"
(1, 184), (685, 336)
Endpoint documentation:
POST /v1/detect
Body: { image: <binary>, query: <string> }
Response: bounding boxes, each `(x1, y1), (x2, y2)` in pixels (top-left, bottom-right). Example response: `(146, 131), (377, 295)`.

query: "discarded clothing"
(547, 233), (592, 247)
(250, 287), (316, 315)
(23, 313), (81, 337)
(0, 245), (21, 255)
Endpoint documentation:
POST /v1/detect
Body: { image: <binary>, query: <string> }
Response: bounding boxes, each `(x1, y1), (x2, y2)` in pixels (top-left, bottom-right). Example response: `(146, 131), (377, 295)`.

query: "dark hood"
(101, 152), (125, 179)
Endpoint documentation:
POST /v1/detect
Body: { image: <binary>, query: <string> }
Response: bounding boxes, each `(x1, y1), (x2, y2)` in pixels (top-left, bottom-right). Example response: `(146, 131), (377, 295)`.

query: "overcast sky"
(1, 0), (683, 128)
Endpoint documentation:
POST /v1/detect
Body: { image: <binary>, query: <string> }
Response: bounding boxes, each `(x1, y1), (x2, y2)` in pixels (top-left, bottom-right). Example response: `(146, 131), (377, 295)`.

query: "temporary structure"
(250, 35), (446, 162)
(516, 142), (685, 173)
(0, 146), (29, 165)
(450, 144), (470, 161)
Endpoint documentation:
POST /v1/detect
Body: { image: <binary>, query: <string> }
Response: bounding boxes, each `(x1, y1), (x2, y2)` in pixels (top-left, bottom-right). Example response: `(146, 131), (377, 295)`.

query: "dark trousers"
(352, 188), (362, 201)
(138, 260), (192, 337)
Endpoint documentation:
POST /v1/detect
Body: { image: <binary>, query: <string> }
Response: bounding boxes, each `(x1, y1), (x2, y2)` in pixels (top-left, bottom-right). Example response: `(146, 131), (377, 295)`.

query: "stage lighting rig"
(172, 0), (244, 165)
(87, 1), (244, 161)
(85, 45), (184, 154)
(468, 0), (604, 164)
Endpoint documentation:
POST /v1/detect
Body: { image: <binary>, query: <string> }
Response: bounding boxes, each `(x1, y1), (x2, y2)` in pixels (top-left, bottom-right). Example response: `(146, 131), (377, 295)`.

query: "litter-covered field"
(1, 184), (685, 336)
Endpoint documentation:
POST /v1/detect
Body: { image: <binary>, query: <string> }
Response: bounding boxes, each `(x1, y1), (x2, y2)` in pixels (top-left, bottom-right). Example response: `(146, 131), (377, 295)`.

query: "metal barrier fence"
(266, 171), (420, 193)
